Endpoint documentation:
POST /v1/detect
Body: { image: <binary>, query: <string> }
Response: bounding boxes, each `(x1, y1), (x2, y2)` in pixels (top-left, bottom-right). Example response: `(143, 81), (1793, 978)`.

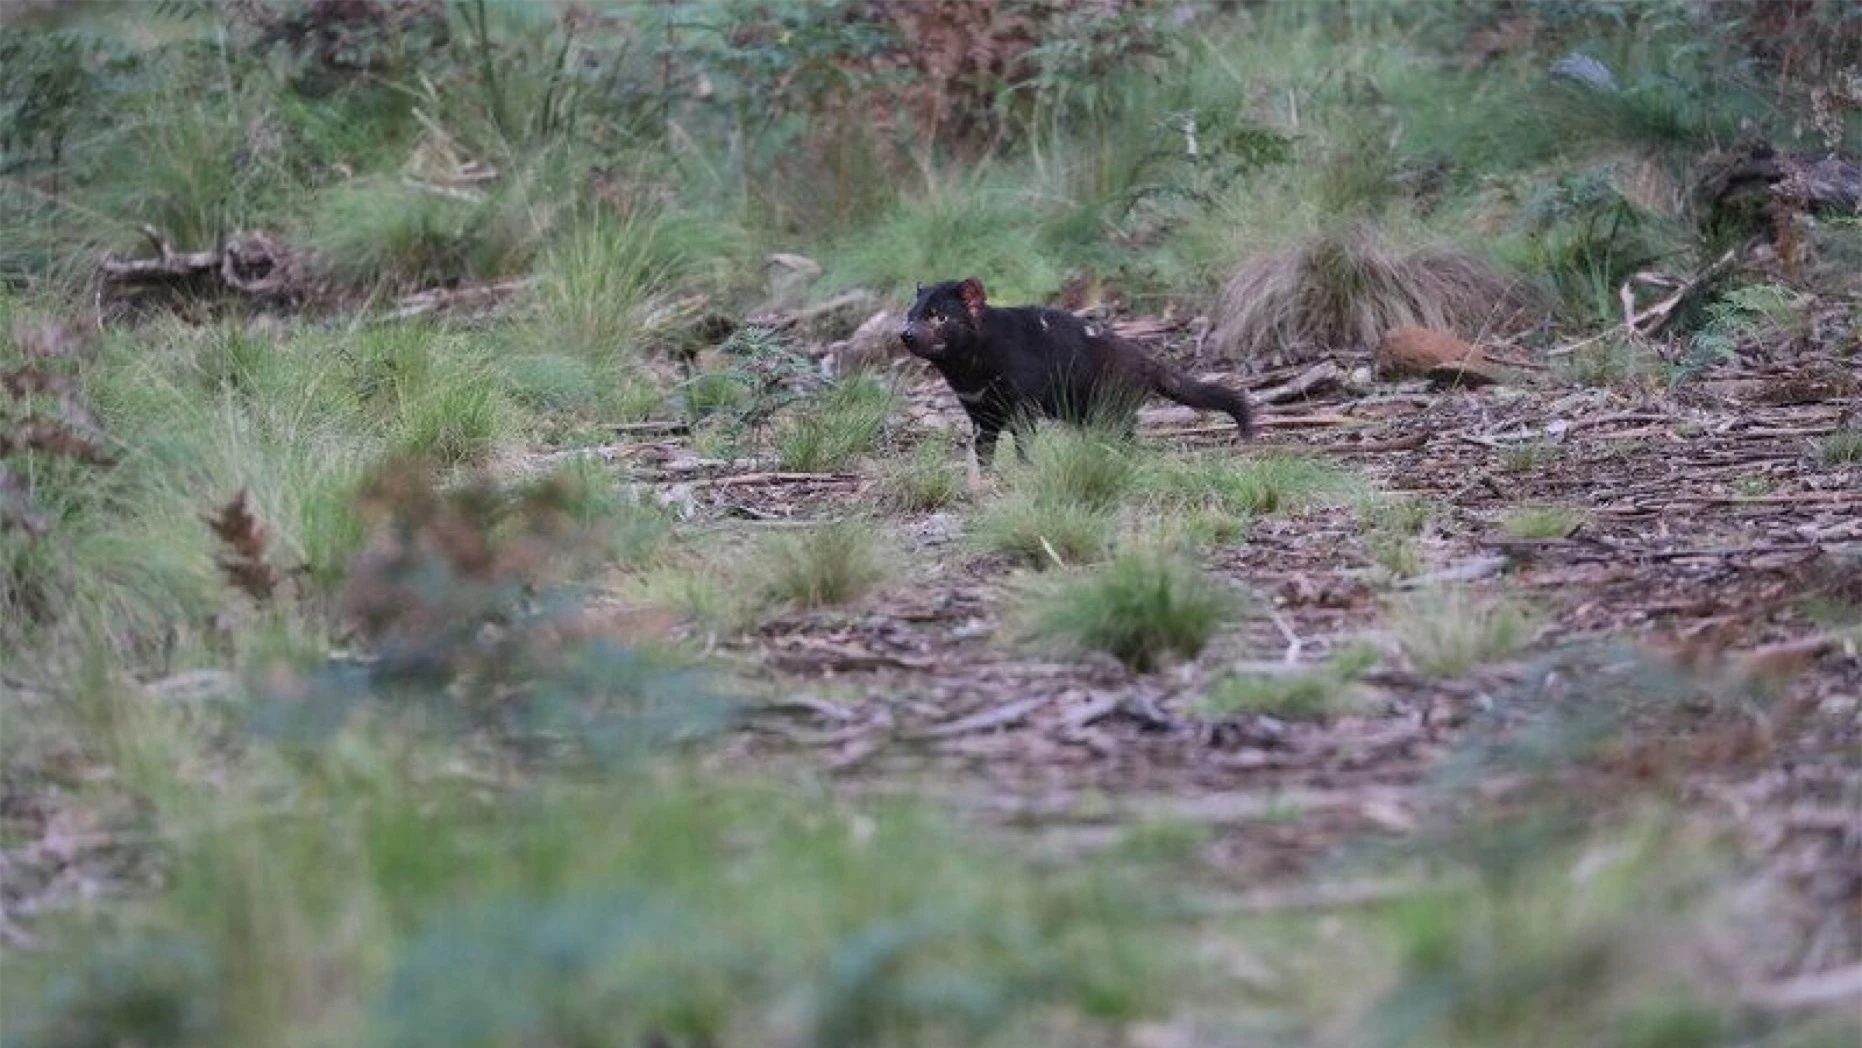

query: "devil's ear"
(958, 277), (987, 317)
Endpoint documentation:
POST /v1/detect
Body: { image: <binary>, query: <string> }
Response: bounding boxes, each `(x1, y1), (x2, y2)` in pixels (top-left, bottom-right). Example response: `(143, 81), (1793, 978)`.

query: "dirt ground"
(646, 330), (1862, 976)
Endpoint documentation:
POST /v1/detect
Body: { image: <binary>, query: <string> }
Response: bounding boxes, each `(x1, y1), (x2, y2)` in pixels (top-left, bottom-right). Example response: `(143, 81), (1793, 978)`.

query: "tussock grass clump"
(1502, 506), (1585, 539)
(971, 494), (1114, 568)
(1818, 428), (1862, 465)
(394, 378), (501, 466)
(1022, 546), (1234, 671)
(1389, 587), (1538, 678)
(775, 375), (896, 472)
(1500, 440), (1560, 474)
(969, 426), (1142, 567)
(1198, 643), (1379, 720)
(760, 519), (885, 609)
(882, 436), (962, 512)
(1016, 424), (1143, 511)
(1210, 223), (1533, 366)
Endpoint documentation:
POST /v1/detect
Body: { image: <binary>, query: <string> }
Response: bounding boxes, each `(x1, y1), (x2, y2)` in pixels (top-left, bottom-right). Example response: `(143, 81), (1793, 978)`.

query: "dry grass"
(1209, 222), (1537, 367)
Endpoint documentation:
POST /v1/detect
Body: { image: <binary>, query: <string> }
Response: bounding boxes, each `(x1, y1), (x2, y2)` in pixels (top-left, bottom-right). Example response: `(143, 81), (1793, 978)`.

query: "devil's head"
(898, 277), (987, 361)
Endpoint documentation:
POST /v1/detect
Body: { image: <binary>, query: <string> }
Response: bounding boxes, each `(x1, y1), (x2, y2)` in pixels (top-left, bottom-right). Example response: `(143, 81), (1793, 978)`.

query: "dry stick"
(1547, 250), (1738, 356)
(903, 696), (1052, 740)
(1743, 963), (1862, 1012)
(684, 471), (860, 488)
(611, 420), (690, 436)
(1152, 413), (1362, 438)
(1238, 433), (1429, 456)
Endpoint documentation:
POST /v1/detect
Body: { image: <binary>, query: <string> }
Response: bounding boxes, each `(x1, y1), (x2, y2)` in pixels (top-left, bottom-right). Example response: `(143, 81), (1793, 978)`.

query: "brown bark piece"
(1375, 326), (1505, 387)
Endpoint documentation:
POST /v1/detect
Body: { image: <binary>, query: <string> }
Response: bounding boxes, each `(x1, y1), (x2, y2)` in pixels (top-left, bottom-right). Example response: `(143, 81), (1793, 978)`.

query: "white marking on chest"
(1040, 317), (1050, 331)
(1084, 324), (1099, 338)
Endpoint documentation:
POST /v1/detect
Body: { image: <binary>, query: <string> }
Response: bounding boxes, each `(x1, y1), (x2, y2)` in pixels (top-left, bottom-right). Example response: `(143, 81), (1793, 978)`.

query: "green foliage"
(1198, 644), (1379, 721)
(6, 773), (1174, 1047)
(1147, 452), (1357, 516)
(1820, 428), (1862, 466)
(1506, 166), (1685, 322)
(1686, 283), (1804, 373)
(1014, 424), (1143, 512)
(252, 462), (731, 765)
(1501, 440), (1562, 473)
(970, 493), (1115, 569)
(308, 178), (543, 293)
(1556, 336), (1674, 389)
(1502, 506), (1586, 539)
(774, 374), (896, 472)
(881, 435), (963, 512)
(535, 208), (743, 364)
(7, 930), (222, 1048)
(1389, 587), (1538, 678)
(0, 26), (137, 169)
(822, 174), (1068, 304)
(1021, 545), (1234, 671)
(760, 518), (885, 610)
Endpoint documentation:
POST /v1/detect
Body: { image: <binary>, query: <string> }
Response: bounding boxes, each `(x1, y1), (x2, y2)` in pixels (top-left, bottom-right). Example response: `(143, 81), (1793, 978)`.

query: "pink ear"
(958, 277), (987, 317)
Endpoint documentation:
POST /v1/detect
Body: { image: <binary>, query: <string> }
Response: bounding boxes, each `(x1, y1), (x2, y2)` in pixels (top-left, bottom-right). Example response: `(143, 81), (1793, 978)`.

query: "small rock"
(764, 252), (821, 309)
(914, 511), (959, 544)
(828, 309), (901, 377)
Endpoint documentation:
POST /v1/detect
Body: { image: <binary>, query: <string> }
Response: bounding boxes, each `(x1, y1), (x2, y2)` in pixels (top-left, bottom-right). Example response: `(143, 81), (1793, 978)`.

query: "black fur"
(898, 277), (1254, 462)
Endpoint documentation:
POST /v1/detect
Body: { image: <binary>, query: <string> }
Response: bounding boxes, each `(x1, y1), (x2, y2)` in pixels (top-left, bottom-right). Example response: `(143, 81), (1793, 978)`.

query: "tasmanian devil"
(898, 277), (1254, 463)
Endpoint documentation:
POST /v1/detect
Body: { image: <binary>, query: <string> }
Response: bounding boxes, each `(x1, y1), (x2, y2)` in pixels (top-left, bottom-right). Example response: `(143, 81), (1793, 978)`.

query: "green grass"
(1389, 587), (1539, 678)
(5, 6), (1854, 1043)
(1502, 505), (1586, 539)
(1819, 428), (1862, 465)
(774, 375), (896, 472)
(1500, 440), (1561, 474)
(1198, 643), (1380, 720)
(818, 171), (1069, 303)
(1019, 545), (1236, 671)
(307, 178), (543, 293)
(881, 436), (963, 512)
(0, 709), (1179, 1046)
(1006, 423), (1145, 511)
(970, 494), (1115, 568)
(760, 519), (886, 609)
(1147, 452), (1358, 516)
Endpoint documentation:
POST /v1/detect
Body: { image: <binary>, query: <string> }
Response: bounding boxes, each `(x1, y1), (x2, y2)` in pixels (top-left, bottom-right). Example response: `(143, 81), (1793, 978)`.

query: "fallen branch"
(904, 696), (1051, 740)
(100, 227), (293, 299)
(1151, 413), (1363, 438)
(1254, 360), (1344, 404)
(684, 471), (861, 489)
(1743, 963), (1862, 1012)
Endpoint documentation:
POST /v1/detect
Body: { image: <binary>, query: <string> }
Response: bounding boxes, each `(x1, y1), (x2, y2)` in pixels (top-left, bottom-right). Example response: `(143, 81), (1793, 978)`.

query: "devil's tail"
(1152, 364), (1254, 437)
